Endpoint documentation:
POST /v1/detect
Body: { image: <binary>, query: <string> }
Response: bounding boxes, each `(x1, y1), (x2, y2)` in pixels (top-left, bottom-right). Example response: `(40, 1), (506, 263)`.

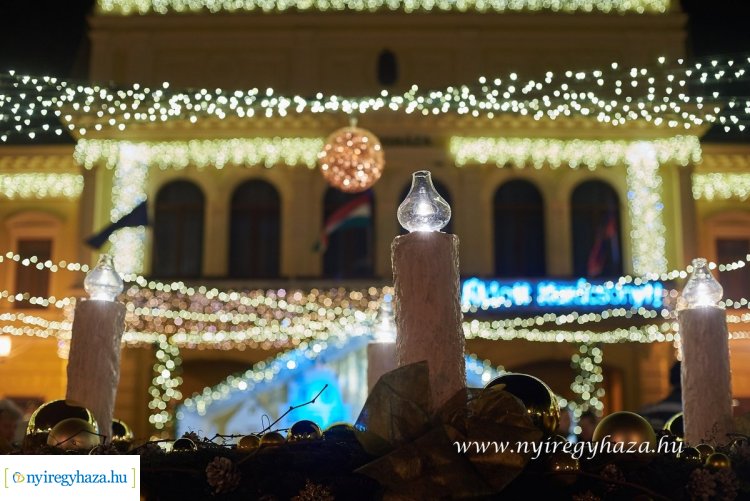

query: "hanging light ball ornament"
(318, 126), (384, 193)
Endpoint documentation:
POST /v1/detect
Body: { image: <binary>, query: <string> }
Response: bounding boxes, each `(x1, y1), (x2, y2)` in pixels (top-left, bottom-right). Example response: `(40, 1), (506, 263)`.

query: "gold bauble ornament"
(318, 126), (384, 193)
(260, 431), (285, 447)
(695, 443), (714, 459)
(111, 419), (134, 452)
(679, 446), (702, 463)
(237, 435), (260, 452)
(171, 437), (197, 452)
(25, 399), (98, 447)
(592, 411), (656, 450)
(486, 373), (559, 435)
(664, 412), (684, 441)
(705, 452), (731, 469)
(288, 420), (322, 442)
(323, 423), (355, 441)
(47, 418), (101, 451)
(547, 451), (580, 485)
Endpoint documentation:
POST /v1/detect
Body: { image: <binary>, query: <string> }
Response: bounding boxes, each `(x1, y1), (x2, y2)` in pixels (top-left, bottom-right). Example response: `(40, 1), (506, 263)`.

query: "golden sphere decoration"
(547, 451), (579, 485)
(695, 443), (714, 459)
(592, 411), (656, 450)
(111, 419), (134, 452)
(323, 423), (355, 441)
(705, 452), (731, 469)
(47, 418), (101, 451)
(679, 447), (702, 463)
(237, 435), (261, 452)
(26, 400), (98, 445)
(288, 420), (322, 442)
(664, 412), (684, 440)
(318, 126), (385, 193)
(260, 431), (285, 447)
(171, 437), (197, 452)
(486, 373), (559, 435)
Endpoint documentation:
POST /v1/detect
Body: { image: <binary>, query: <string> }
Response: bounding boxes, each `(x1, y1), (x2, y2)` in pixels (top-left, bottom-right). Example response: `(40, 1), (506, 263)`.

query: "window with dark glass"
(717, 238), (750, 300)
(398, 178), (453, 235)
(14, 239), (52, 309)
(571, 180), (623, 278)
(152, 180), (204, 278)
(322, 188), (375, 278)
(494, 180), (546, 277)
(376, 49), (398, 87)
(229, 180), (280, 279)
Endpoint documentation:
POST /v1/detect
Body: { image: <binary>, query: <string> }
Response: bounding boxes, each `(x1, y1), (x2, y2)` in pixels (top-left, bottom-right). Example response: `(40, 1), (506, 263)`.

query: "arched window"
(494, 180), (546, 277)
(229, 180), (281, 279)
(571, 180), (623, 278)
(377, 49), (398, 87)
(398, 178), (453, 234)
(322, 188), (375, 278)
(152, 180), (204, 278)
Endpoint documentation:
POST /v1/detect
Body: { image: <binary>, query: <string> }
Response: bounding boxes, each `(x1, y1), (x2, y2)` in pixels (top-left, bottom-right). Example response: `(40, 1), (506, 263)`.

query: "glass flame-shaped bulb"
(373, 294), (397, 343)
(681, 258), (723, 309)
(84, 254), (124, 302)
(397, 170), (451, 232)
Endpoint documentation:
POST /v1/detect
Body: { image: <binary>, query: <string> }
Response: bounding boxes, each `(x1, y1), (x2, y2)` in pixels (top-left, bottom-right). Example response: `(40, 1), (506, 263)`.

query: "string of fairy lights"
(2, 53), (750, 142)
(3, 252), (750, 427)
(96, 0), (671, 15)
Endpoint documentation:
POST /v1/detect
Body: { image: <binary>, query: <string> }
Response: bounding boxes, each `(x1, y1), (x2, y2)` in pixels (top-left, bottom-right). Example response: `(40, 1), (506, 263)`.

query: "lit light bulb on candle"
(84, 254), (124, 302)
(397, 170), (451, 232)
(681, 258), (723, 309)
(373, 293), (397, 343)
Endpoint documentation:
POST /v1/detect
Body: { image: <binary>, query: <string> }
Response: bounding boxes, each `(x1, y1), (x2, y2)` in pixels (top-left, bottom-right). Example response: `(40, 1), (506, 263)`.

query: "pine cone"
(688, 468), (717, 500)
(714, 468), (739, 500)
(600, 463), (625, 492)
(206, 456), (240, 495)
(183, 431), (201, 443)
(292, 479), (334, 501)
(136, 442), (164, 457)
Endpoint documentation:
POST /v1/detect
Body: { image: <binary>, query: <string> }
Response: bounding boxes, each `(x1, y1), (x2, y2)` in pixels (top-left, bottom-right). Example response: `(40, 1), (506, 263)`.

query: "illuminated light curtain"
(493, 180), (546, 277)
(571, 180), (623, 278)
(152, 180), (205, 278)
(398, 178), (453, 235)
(229, 180), (281, 279)
(323, 188), (375, 279)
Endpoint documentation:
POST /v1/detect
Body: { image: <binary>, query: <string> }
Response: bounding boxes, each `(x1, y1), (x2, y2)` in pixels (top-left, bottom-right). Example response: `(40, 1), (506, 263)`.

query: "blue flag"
(86, 200), (148, 249)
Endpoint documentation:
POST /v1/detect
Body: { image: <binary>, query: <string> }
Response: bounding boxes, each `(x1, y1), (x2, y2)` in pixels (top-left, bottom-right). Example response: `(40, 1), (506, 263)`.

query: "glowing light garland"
(626, 142), (667, 276)
(692, 173), (750, 201)
(2, 55), (750, 140)
(450, 136), (701, 170)
(74, 138), (324, 170)
(0, 173), (83, 200)
(97, 0), (670, 15)
(569, 343), (605, 418)
(149, 335), (183, 430)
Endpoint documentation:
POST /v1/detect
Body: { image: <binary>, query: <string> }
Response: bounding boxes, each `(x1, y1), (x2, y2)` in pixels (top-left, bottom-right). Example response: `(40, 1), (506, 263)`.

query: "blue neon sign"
(461, 277), (664, 311)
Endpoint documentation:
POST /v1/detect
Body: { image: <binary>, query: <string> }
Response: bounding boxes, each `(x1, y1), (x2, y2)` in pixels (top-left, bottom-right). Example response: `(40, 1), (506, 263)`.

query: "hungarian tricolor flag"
(315, 193), (372, 252)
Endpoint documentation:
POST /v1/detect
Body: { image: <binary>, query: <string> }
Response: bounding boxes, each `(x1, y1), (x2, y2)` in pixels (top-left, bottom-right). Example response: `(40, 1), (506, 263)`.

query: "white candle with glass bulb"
(392, 170), (465, 410)
(66, 254), (127, 442)
(678, 257), (733, 446)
